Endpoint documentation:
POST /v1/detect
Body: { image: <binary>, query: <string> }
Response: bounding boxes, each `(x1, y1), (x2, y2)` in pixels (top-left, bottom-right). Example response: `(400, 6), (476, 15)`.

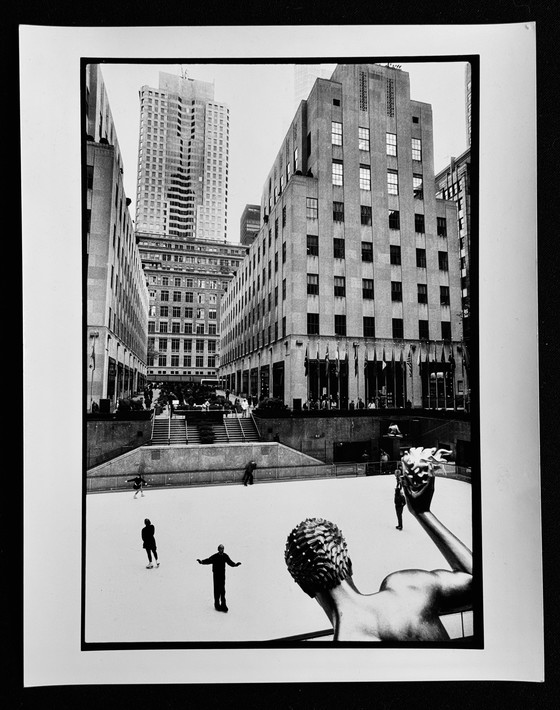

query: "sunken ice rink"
(85, 475), (473, 644)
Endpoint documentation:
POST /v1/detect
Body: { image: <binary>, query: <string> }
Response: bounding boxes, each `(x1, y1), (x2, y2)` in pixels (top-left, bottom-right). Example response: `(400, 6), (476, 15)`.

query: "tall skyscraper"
(134, 69), (245, 386)
(135, 71), (229, 241)
(220, 63), (465, 410)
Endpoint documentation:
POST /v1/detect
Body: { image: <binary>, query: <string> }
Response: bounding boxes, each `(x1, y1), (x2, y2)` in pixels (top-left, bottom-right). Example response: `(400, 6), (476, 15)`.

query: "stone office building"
(219, 63), (465, 409)
(85, 64), (149, 411)
(137, 232), (246, 384)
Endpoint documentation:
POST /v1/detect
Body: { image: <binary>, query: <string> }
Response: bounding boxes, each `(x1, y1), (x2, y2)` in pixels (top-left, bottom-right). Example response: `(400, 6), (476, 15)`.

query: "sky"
(100, 61), (468, 244)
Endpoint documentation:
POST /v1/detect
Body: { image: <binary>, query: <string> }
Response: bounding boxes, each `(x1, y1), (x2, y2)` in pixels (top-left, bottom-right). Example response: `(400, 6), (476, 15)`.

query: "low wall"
(86, 441), (470, 493)
(86, 417), (153, 468)
(254, 412), (472, 464)
(86, 441), (327, 491)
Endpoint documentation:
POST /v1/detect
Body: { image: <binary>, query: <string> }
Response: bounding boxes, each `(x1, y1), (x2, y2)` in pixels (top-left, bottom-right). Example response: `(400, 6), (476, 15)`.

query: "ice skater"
(242, 460), (257, 486)
(285, 447), (472, 641)
(197, 544), (241, 612)
(394, 478), (406, 530)
(127, 475), (147, 498)
(141, 518), (159, 569)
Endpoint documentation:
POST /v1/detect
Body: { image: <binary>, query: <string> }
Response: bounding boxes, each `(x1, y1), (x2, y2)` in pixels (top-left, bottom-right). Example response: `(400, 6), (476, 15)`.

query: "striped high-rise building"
(135, 71), (229, 241)
(134, 70), (245, 385)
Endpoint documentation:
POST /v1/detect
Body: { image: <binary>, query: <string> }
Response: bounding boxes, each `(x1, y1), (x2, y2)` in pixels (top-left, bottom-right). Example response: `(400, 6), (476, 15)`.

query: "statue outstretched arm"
(400, 450), (472, 576)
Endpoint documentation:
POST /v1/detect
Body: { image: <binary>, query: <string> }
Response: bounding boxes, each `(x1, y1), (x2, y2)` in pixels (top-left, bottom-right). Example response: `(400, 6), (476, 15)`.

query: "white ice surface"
(85, 475), (472, 644)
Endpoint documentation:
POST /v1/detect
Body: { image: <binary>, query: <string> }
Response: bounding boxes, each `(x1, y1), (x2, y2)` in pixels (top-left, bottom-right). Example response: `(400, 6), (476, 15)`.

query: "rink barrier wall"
(85, 440), (471, 492)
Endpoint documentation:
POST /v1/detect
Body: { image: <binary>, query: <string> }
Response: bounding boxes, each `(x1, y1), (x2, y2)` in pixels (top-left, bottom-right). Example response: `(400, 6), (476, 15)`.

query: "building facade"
(85, 65), (149, 412)
(220, 63), (465, 409)
(435, 148), (472, 349)
(135, 71), (229, 241)
(137, 232), (246, 384)
(240, 204), (260, 246)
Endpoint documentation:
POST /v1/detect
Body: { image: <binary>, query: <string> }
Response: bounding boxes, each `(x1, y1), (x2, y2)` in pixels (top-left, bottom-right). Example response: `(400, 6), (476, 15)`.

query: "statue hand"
(197, 559), (201, 564)
(402, 470), (435, 515)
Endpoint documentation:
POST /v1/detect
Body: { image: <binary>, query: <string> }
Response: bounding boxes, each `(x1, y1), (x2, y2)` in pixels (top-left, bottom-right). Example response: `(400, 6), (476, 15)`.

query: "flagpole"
(401, 349), (406, 408)
(427, 342), (431, 410)
(305, 344), (309, 404)
(392, 349), (397, 408)
(374, 346), (378, 407)
(442, 343), (447, 410)
(337, 344), (341, 407)
(354, 343), (359, 404)
(316, 345), (320, 403)
(364, 348), (368, 405)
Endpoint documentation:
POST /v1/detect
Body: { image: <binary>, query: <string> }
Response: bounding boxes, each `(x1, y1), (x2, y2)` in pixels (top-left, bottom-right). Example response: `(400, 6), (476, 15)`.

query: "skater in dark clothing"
(242, 460), (257, 486)
(141, 518), (159, 568)
(127, 475), (147, 498)
(197, 544), (241, 612)
(394, 479), (406, 530)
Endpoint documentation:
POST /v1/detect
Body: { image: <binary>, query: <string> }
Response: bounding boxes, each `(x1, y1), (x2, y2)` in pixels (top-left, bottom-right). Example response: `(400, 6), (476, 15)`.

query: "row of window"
(332, 205), (446, 235)
(306, 314), (451, 341)
(149, 338), (216, 352)
(307, 236), (449, 269)
(330, 123), (422, 159)
(157, 291), (218, 304)
(148, 355), (216, 368)
(306, 275), (451, 304)
(332, 163), (422, 193)
(149, 306), (216, 319)
(148, 321), (218, 335)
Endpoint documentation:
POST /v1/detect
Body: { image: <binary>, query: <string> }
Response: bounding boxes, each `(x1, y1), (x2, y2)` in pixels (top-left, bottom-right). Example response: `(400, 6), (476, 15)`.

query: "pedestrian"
(197, 544), (241, 612)
(380, 450), (389, 475)
(394, 478), (406, 530)
(242, 460), (257, 486)
(127, 474), (147, 498)
(141, 518), (159, 568)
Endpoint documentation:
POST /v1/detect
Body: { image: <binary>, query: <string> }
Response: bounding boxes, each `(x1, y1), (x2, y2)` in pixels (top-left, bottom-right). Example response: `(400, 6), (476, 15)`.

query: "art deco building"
(85, 64), (149, 411)
(137, 233), (246, 384)
(135, 71), (229, 241)
(240, 204), (260, 246)
(220, 63), (465, 409)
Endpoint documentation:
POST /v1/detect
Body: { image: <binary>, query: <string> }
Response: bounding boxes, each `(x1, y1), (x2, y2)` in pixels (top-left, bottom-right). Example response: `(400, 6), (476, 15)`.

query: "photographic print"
(83, 57), (480, 647)
(22, 23), (541, 685)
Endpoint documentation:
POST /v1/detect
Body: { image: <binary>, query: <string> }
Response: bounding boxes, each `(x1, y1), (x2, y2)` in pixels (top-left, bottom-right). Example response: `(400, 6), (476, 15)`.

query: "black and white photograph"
(83, 58), (479, 647)
(21, 23), (542, 686)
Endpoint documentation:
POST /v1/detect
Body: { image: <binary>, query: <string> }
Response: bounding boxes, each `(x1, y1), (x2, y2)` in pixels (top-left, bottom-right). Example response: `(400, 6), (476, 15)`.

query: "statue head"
(285, 518), (353, 598)
(400, 447), (451, 490)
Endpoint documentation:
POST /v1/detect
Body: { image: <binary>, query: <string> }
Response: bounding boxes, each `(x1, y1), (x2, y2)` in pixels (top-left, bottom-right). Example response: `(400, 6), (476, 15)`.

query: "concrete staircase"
(224, 418), (245, 442)
(151, 417), (186, 445)
(169, 418), (186, 444)
(152, 415), (261, 446)
(186, 424), (201, 444)
(151, 418), (170, 445)
(239, 418), (260, 442)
